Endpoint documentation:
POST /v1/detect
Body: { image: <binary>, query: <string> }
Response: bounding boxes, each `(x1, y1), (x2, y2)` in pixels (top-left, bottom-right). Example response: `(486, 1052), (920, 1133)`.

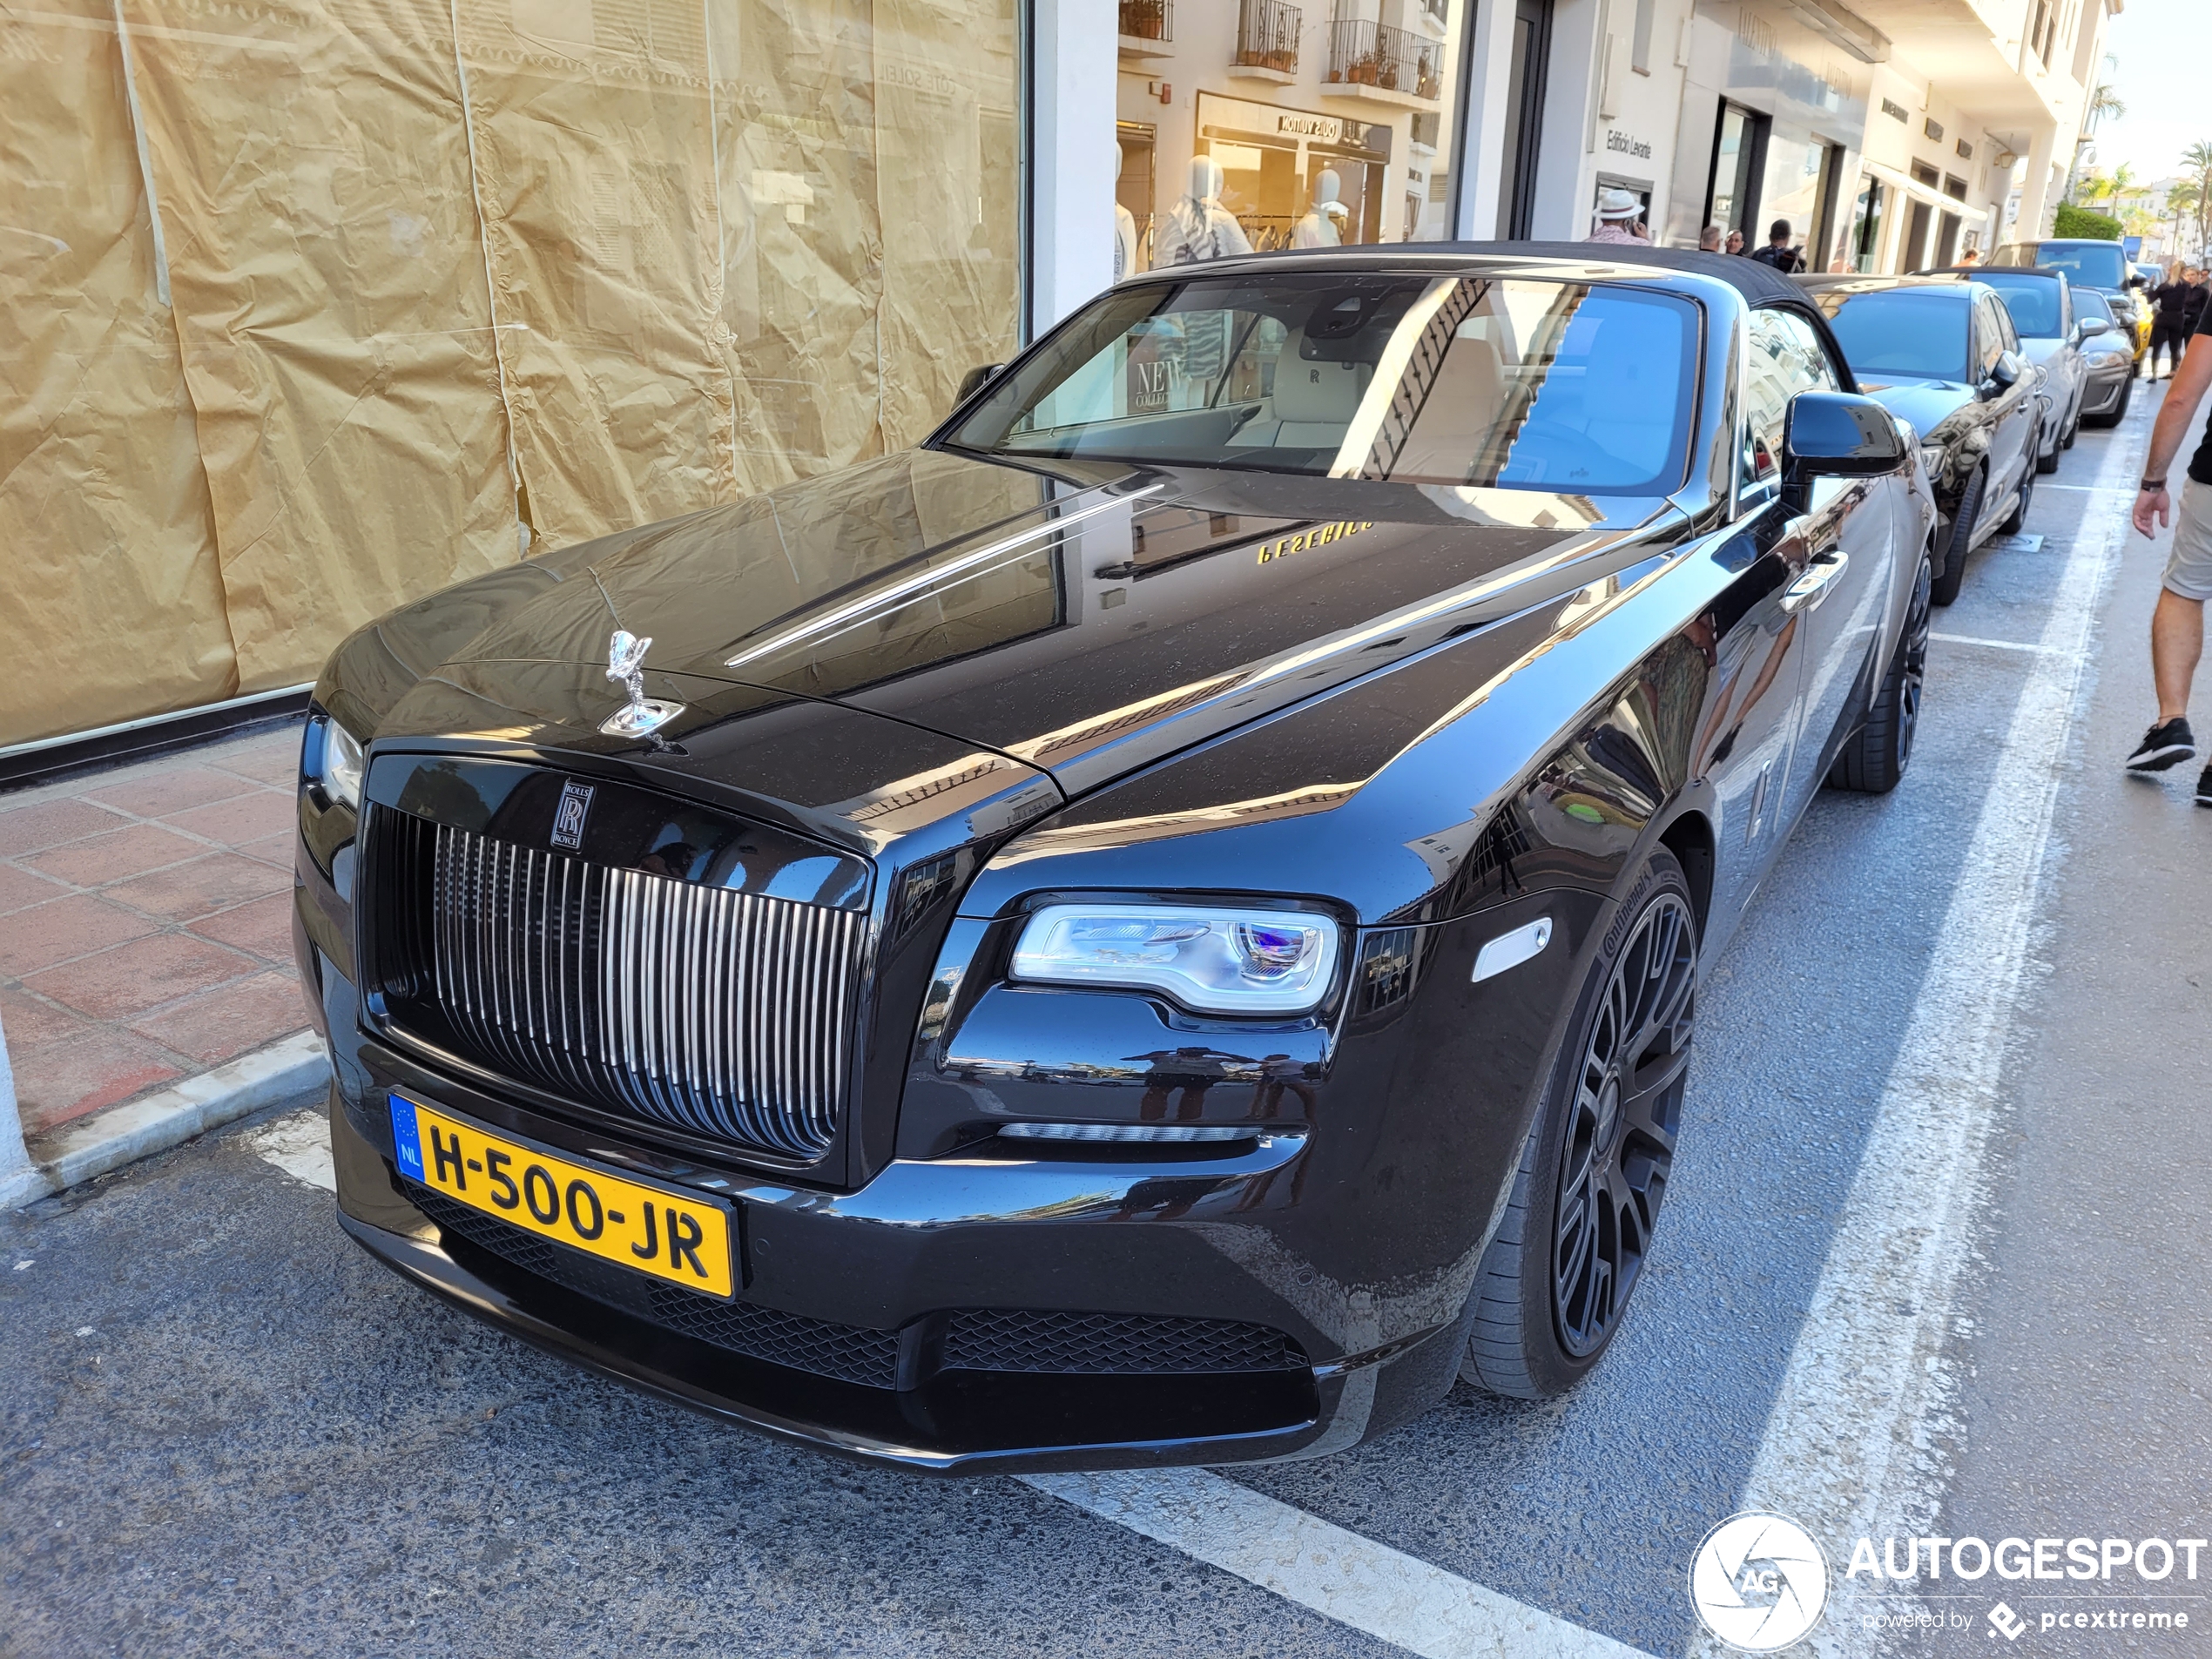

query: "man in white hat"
(1586, 186), (1649, 245)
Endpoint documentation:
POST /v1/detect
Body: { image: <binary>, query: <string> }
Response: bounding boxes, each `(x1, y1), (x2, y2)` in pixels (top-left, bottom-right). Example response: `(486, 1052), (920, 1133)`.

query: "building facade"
(0, 0), (2121, 751)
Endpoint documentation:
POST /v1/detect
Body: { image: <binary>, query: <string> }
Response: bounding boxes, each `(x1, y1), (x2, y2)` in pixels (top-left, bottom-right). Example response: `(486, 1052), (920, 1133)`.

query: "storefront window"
(0, 0), (1022, 743)
(1112, 0), (1469, 274)
(1848, 178), (1885, 273)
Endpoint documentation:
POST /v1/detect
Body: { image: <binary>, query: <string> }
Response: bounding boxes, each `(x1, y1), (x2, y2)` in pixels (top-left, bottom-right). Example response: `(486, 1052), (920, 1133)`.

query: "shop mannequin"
(1292, 169), (1350, 248)
(1154, 155), (1252, 267)
(1113, 143), (1140, 280)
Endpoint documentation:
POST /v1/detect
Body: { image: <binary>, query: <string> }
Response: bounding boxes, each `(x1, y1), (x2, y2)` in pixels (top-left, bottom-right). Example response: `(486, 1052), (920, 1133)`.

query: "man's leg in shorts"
(2156, 480), (2212, 718)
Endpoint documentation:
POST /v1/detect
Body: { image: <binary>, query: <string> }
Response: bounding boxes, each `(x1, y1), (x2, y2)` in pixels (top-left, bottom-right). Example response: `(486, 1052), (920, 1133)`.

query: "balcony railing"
(1326, 16), (1441, 99)
(1120, 0), (1171, 42)
(1235, 0), (1301, 73)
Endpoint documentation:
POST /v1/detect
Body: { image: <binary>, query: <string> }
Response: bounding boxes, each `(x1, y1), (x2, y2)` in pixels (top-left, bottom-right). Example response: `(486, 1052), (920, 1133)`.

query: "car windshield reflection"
(942, 274), (1699, 496)
(1811, 289), (1971, 382)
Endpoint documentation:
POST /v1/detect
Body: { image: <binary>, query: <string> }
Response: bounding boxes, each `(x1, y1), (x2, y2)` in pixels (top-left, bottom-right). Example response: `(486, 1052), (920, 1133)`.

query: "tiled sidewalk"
(0, 725), (310, 1138)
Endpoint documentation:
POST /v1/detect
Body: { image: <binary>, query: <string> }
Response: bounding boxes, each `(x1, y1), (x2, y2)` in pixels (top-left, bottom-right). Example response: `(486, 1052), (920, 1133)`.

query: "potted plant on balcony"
(1121, 0), (1167, 41)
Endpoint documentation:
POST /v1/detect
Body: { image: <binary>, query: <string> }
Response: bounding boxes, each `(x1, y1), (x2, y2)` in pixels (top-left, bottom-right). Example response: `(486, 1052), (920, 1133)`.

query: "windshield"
(1811, 289), (1970, 381)
(943, 274), (1700, 495)
(2076, 290), (2115, 324)
(1997, 241), (2127, 289)
(1975, 272), (2064, 337)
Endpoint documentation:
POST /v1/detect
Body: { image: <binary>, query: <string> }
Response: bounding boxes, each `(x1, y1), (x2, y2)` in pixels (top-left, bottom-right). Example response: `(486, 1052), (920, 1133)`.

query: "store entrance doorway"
(1496, 0), (1552, 238)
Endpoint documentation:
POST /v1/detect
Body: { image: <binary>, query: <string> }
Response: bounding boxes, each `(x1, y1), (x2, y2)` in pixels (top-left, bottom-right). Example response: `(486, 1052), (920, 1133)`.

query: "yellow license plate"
(388, 1092), (736, 1299)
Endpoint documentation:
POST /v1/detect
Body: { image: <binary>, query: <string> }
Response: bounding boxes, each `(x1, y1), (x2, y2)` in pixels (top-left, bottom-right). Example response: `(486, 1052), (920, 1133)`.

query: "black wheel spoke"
(1549, 887), (1696, 1359)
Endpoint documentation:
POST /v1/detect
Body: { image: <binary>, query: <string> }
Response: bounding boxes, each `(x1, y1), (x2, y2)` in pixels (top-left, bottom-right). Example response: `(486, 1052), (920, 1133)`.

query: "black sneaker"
(2127, 718), (2195, 772)
(2198, 765), (2212, 807)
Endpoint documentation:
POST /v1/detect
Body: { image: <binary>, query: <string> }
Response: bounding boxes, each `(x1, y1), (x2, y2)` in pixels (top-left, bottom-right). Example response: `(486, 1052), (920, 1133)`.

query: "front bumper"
(2081, 359), (2134, 415)
(332, 1096), (1392, 1471)
(300, 853), (1501, 1473)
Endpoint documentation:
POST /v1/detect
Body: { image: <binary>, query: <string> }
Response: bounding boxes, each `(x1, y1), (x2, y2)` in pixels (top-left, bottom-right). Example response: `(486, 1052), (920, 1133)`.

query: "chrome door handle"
(1781, 550), (1848, 612)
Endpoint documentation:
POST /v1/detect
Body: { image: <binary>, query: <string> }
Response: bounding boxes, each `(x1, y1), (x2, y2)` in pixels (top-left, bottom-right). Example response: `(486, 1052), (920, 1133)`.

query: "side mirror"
(954, 362), (1006, 406)
(1780, 391), (1905, 509)
(2078, 316), (2113, 339)
(1987, 349), (2025, 390)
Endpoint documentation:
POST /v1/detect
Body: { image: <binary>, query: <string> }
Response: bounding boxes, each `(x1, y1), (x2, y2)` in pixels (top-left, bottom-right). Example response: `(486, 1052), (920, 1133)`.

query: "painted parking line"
(1022, 1470), (1655, 1659)
(243, 1109), (336, 1190)
(1928, 631), (2056, 655)
(1696, 399), (2142, 1656)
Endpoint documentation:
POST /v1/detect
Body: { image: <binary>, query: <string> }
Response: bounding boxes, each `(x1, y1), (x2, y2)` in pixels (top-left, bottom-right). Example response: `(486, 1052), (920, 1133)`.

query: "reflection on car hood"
(354, 447), (1685, 799)
(1853, 378), (1976, 439)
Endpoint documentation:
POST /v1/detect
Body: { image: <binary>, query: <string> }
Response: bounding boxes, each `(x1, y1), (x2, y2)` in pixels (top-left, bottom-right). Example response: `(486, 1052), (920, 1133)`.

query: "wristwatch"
(2141, 477), (2168, 491)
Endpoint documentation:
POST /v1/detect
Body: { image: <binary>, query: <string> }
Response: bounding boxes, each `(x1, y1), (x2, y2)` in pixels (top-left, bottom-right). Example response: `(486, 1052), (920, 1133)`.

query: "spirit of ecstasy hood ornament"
(599, 629), (685, 738)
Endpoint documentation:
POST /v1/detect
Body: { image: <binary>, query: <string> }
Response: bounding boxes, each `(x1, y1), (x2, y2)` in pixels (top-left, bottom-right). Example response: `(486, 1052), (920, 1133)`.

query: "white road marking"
(1701, 388), (2141, 1657)
(242, 1109), (335, 1191)
(1022, 1469), (1655, 1659)
(1928, 631), (2054, 654)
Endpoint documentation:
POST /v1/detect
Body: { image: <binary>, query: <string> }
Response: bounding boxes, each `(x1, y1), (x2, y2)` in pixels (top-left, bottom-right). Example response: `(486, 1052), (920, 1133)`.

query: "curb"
(6, 1031), (332, 1209)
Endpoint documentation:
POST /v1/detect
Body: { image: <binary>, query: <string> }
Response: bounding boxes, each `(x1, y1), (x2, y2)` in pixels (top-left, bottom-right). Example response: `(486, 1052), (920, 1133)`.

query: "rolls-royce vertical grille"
(369, 811), (864, 1161)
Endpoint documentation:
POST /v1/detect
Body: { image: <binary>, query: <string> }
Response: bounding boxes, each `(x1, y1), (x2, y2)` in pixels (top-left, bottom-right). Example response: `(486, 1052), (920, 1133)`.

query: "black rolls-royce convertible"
(293, 245), (1934, 1474)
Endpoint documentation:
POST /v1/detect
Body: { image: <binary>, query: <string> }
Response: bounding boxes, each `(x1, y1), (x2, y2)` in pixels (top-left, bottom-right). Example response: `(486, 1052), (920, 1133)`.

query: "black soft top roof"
(1439, 240), (1815, 305)
(1141, 239), (1826, 307)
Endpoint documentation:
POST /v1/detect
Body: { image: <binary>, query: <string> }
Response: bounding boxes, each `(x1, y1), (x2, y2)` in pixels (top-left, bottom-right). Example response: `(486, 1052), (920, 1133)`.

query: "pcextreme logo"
(1689, 1512), (1831, 1651)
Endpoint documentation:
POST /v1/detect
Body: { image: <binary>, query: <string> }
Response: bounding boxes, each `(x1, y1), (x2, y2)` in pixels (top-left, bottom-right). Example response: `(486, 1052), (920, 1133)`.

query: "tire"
(1461, 850), (1698, 1399)
(2061, 407), (2079, 449)
(1828, 547), (1931, 794)
(1930, 468), (1983, 607)
(2036, 422), (2062, 474)
(1999, 462), (2034, 536)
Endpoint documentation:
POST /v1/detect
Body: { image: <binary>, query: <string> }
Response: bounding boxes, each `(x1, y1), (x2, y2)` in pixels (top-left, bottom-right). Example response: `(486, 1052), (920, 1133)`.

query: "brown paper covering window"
(0, 0), (1020, 745)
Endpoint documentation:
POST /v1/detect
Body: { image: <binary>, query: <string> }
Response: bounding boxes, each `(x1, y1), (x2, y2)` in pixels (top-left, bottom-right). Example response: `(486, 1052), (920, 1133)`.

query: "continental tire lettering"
(1256, 520), (1375, 564)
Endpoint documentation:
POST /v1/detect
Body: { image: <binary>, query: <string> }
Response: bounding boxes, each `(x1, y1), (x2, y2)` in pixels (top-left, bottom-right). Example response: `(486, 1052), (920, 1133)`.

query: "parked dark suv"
(1988, 238), (2150, 373)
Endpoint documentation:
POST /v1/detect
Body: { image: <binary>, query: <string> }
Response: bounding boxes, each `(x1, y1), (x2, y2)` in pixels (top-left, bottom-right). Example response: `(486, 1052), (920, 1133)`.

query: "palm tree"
(2168, 180), (2200, 260)
(2186, 141), (2212, 259)
(2065, 59), (2126, 204)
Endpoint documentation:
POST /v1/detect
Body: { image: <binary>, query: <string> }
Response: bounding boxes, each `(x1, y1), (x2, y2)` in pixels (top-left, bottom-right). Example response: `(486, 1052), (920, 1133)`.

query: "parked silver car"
(2073, 288), (2137, 428)
(1921, 266), (2087, 474)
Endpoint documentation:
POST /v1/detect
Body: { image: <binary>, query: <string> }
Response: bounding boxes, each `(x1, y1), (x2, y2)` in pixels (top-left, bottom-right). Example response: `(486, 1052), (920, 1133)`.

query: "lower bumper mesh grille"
(942, 1308), (1303, 1374)
(408, 1184), (1306, 1387)
(410, 1184), (901, 1387)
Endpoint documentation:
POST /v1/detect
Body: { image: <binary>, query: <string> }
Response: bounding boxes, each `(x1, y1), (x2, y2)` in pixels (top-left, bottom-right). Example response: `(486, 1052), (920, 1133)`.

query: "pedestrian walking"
(1585, 186), (1650, 244)
(2149, 261), (2192, 380)
(2183, 269), (2209, 340)
(1748, 219), (1803, 273)
(2126, 304), (2212, 801)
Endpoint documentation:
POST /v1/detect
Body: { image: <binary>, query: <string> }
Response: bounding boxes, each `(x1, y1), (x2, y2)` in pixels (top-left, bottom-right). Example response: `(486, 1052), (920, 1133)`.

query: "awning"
(1861, 158), (1995, 236)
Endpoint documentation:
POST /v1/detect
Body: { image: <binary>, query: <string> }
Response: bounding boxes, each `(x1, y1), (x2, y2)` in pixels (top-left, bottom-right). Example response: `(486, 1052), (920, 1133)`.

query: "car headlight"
(1010, 902), (1340, 1015)
(317, 716), (366, 810)
(1918, 443), (1946, 479)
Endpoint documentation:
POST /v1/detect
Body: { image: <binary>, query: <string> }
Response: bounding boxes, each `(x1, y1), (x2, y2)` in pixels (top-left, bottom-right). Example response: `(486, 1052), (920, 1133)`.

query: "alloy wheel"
(1551, 892), (1697, 1357)
(1895, 554), (1932, 767)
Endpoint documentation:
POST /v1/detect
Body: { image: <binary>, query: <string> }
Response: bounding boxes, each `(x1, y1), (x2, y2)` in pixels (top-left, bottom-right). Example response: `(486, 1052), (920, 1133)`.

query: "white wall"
(1028, 0), (1119, 333)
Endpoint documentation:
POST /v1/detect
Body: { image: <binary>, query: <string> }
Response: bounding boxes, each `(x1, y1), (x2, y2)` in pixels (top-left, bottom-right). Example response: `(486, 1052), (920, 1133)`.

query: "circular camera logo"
(1689, 1512), (1830, 1652)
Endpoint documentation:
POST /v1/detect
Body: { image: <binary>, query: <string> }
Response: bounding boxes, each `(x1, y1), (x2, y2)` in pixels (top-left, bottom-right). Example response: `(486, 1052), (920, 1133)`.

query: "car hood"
(344, 448), (1687, 807)
(1855, 378), (1976, 439)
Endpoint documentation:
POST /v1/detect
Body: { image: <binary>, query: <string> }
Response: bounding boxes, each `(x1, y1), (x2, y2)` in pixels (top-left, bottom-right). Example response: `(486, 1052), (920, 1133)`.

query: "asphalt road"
(4, 385), (2205, 1659)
